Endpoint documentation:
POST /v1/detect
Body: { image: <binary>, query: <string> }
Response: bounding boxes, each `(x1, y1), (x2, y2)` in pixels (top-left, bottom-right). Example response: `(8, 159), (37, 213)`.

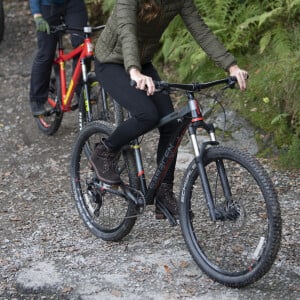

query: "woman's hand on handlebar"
(228, 65), (248, 91)
(129, 67), (155, 96)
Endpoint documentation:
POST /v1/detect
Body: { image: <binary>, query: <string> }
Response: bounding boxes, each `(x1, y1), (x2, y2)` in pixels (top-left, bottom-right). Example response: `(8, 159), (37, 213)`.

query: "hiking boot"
(155, 183), (179, 219)
(89, 139), (121, 185)
(30, 101), (46, 117)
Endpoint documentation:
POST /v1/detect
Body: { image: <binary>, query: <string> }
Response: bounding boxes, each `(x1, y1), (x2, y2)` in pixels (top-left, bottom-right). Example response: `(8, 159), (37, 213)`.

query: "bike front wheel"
(35, 64), (64, 135)
(70, 121), (139, 241)
(180, 146), (281, 287)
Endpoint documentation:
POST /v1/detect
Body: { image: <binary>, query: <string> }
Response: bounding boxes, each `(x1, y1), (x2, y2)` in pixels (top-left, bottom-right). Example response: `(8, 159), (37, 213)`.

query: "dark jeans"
(30, 0), (87, 103)
(95, 61), (178, 184)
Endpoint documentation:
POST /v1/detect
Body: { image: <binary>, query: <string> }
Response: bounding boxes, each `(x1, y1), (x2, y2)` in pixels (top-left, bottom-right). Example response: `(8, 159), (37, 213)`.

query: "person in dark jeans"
(90, 0), (248, 219)
(29, 0), (88, 116)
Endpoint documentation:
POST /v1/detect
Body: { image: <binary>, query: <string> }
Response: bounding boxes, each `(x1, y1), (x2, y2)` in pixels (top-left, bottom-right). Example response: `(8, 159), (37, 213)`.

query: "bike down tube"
(145, 117), (191, 205)
(55, 44), (88, 111)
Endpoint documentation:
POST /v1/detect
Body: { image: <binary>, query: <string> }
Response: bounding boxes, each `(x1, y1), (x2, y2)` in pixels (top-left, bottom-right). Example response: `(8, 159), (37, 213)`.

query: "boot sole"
(32, 110), (47, 117)
(155, 209), (179, 220)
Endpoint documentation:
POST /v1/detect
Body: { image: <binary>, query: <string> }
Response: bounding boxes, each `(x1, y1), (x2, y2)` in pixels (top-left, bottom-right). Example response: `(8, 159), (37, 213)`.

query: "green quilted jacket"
(95, 0), (236, 72)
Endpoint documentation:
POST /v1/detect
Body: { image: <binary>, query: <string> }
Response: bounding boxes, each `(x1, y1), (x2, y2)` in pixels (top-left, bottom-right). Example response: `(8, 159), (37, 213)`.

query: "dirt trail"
(0, 1), (299, 299)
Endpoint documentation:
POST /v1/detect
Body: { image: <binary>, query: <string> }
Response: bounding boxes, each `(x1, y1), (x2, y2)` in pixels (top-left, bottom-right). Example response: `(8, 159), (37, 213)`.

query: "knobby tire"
(180, 146), (281, 287)
(70, 121), (139, 241)
(78, 72), (123, 130)
(35, 64), (63, 135)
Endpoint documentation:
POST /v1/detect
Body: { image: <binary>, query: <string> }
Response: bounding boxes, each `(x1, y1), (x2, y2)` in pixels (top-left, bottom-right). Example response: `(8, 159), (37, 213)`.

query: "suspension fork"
(81, 58), (92, 120)
(189, 123), (218, 221)
(189, 121), (233, 221)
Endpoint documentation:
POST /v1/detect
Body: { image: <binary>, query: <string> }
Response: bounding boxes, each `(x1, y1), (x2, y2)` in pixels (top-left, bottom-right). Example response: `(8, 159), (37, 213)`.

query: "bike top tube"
(131, 76), (237, 93)
(50, 23), (105, 35)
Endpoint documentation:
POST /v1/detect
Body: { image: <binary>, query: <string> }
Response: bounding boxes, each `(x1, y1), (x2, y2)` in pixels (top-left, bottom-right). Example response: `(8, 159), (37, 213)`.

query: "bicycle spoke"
(70, 121), (138, 241)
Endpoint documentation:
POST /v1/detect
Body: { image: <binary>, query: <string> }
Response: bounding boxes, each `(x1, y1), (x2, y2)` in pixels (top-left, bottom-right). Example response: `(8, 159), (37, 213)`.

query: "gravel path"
(0, 1), (299, 299)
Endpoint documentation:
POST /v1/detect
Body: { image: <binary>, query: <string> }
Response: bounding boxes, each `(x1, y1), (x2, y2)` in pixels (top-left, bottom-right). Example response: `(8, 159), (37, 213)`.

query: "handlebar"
(130, 76), (238, 93)
(50, 23), (105, 34)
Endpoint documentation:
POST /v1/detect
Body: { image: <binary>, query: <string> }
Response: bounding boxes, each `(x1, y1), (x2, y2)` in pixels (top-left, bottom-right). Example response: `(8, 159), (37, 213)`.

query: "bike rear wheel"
(78, 72), (123, 130)
(70, 121), (139, 241)
(35, 64), (64, 135)
(180, 146), (281, 287)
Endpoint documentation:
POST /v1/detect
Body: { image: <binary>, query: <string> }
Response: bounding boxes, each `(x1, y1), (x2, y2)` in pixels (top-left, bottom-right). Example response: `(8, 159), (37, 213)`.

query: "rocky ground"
(0, 1), (299, 299)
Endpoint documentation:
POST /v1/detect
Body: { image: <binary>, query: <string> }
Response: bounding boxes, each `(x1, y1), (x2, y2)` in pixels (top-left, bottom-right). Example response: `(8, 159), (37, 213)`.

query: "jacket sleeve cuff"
(126, 64), (141, 73)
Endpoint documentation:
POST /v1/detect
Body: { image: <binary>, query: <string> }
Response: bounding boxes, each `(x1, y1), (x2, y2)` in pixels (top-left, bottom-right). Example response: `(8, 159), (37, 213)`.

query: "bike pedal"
(101, 183), (120, 190)
(43, 108), (57, 116)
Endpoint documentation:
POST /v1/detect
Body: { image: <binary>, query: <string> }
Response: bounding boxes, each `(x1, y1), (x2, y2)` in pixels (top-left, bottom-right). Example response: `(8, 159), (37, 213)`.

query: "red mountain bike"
(35, 23), (123, 135)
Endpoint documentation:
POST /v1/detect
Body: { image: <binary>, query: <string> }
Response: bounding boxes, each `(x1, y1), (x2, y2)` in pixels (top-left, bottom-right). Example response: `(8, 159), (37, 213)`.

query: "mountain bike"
(35, 23), (123, 135)
(70, 76), (282, 288)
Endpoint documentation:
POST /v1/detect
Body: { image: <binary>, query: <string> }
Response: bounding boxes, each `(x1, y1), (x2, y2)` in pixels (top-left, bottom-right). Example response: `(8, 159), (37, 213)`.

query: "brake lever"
(227, 76), (238, 89)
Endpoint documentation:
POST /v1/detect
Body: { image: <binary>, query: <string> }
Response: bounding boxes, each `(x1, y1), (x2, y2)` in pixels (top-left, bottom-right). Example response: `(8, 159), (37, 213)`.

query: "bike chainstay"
(156, 200), (178, 226)
(95, 181), (147, 217)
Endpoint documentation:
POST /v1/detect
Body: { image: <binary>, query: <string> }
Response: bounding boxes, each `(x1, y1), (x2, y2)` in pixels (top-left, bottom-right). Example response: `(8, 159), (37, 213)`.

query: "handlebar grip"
(228, 76), (237, 89)
(130, 79), (162, 89)
(229, 76), (237, 82)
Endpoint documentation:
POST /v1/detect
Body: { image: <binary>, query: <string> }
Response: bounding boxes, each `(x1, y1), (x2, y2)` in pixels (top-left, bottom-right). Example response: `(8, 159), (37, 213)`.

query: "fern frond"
(259, 31), (272, 53)
(257, 8), (283, 27)
(271, 26), (294, 55)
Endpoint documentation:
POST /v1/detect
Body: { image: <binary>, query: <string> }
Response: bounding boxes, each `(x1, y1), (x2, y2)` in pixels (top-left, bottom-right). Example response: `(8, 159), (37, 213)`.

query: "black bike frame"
(129, 89), (233, 223)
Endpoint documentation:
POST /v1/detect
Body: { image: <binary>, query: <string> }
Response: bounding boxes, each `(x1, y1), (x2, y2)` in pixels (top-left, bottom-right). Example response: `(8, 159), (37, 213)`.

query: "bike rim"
(184, 156), (274, 279)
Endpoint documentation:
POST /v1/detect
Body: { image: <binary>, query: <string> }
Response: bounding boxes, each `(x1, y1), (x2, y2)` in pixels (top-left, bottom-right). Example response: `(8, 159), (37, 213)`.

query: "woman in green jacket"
(90, 0), (248, 219)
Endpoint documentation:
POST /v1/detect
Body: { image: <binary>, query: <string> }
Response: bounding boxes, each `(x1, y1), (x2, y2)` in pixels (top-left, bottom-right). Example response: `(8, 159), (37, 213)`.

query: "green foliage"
(89, 0), (300, 168)
(84, 0), (112, 25)
(278, 135), (300, 169)
(157, 0), (300, 167)
(232, 50), (300, 157)
(158, 0), (300, 80)
(100, 0), (115, 14)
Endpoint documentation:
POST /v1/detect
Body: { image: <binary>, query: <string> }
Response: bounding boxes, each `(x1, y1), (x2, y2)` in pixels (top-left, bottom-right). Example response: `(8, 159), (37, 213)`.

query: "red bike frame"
(50, 25), (104, 112)
(53, 37), (92, 112)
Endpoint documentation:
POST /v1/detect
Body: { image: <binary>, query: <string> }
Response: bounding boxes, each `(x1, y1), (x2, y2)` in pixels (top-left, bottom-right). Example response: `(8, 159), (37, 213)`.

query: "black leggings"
(95, 61), (178, 184)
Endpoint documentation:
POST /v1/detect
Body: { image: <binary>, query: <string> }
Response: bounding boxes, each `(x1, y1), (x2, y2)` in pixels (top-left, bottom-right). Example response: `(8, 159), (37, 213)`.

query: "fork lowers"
(214, 201), (241, 221)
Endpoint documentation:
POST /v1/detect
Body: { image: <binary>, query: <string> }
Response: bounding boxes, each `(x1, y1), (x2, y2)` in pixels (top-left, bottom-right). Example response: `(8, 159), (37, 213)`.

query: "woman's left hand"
(228, 65), (248, 90)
